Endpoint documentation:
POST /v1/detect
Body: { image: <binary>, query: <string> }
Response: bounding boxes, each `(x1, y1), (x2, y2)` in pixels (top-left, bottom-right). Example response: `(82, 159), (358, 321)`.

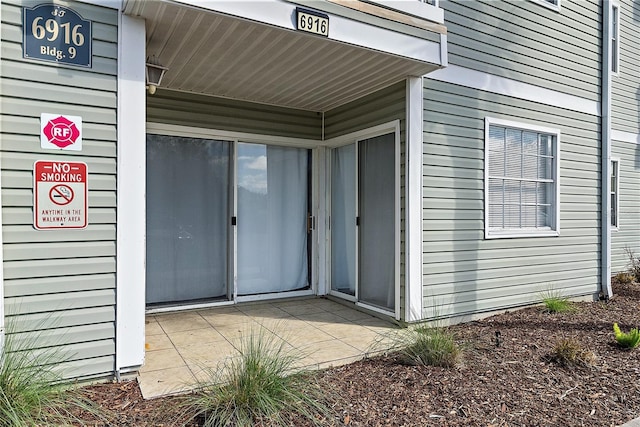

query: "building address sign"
(23, 4), (92, 67)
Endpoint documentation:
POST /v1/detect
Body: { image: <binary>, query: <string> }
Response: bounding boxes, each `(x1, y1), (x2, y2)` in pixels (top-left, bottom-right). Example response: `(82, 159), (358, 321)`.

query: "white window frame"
(611, 0), (621, 75)
(529, 0), (561, 12)
(611, 158), (620, 231)
(484, 117), (561, 239)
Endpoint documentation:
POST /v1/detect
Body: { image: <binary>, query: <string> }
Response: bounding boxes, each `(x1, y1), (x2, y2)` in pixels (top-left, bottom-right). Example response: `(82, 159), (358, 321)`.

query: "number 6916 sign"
(296, 8), (329, 37)
(23, 4), (92, 68)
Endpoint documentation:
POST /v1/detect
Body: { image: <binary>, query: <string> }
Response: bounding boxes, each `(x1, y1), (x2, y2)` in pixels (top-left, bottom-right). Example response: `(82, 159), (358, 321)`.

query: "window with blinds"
(485, 119), (560, 238)
(611, 159), (619, 229)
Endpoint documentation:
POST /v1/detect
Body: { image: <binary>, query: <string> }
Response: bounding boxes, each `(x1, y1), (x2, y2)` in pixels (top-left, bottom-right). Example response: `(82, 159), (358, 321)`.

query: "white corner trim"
(0, 0), (5, 346)
(405, 77), (423, 323)
(611, 130), (640, 144)
(439, 33), (448, 68)
(116, 14), (146, 372)
(426, 65), (599, 116)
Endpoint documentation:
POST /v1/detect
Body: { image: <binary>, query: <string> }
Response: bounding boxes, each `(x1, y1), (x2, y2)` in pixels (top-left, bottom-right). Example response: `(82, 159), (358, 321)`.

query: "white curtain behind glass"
(331, 144), (356, 295)
(146, 135), (229, 304)
(358, 133), (395, 311)
(237, 143), (309, 295)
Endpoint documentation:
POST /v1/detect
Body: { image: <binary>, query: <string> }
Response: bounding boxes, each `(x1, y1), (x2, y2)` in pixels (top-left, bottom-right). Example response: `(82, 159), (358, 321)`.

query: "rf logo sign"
(41, 113), (82, 151)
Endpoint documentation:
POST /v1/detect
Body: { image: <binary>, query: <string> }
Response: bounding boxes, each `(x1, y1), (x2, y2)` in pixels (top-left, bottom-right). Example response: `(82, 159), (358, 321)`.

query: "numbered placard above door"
(23, 4), (92, 68)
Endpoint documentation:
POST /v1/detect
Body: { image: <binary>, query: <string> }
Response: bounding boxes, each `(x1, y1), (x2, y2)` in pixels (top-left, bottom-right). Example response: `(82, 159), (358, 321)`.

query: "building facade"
(0, 0), (637, 380)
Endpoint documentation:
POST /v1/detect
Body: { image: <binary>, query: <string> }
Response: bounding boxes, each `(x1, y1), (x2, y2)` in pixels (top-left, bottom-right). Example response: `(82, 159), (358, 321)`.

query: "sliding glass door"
(236, 143), (310, 296)
(330, 131), (397, 313)
(358, 133), (396, 311)
(146, 135), (312, 306)
(146, 134), (231, 305)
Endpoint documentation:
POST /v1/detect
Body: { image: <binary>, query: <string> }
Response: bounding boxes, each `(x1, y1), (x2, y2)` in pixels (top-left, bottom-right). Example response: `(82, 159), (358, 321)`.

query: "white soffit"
(124, 0), (442, 111)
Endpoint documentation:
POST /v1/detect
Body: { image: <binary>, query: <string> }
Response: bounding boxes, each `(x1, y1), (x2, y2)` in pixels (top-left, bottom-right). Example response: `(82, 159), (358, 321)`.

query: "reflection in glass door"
(330, 144), (356, 296)
(236, 143), (310, 296)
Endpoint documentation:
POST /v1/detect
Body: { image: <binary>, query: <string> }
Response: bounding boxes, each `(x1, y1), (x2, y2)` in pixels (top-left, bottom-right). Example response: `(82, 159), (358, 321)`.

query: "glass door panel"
(358, 133), (396, 311)
(330, 144), (356, 296)
(236, 143), (309, 295)
(146, 134), (230, 305)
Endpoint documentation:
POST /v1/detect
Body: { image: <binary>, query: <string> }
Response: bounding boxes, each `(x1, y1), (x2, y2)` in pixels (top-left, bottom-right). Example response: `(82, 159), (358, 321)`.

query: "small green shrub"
(180, 327), (328, 427)
(547, 338), (596, 368)
(387, 326), (461, 368)
(613, 323), (640, 349)
(539, 289), (574, 313)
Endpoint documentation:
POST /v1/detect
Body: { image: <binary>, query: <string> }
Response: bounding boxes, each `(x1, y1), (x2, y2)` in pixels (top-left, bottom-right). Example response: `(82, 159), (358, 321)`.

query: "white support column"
(116, 14), (146, 373)
(405, 77), (424, 322)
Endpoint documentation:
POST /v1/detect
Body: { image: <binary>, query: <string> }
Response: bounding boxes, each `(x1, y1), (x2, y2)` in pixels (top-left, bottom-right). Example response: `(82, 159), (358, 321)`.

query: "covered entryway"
(121, 0), (445, 317)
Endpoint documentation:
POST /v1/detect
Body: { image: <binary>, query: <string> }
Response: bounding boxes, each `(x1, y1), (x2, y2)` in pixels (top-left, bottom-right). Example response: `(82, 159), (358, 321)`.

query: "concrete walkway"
(139, 298), (398, 398)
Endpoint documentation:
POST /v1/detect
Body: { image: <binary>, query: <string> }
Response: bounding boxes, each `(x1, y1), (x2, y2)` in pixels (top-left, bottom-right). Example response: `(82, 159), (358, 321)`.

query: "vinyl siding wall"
(611, 0), (640, 133)
(441, 0), (601, 102)
(611, 140), (640, 273)
(422, 79), (601, 318)
(610, 0), (640, 272)
(147, 90), (322, 140)
(1, 0), (118, 378)
(324, 82), (407, 320)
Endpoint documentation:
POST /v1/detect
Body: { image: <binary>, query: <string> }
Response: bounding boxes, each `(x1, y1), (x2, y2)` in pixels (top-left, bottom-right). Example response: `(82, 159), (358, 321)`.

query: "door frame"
(145, 122), (320, 312)
(325, 121), (401, 320)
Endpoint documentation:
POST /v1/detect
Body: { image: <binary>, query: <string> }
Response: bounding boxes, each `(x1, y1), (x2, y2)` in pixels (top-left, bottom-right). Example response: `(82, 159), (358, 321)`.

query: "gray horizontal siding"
(611, 0), (640, 133)
(147, 90), (322, 140)
(324, 82), (407, 319)
(422, 79), (601, 319)
(441, 0), (601, 102)
(611, 140), (640, 272)
(1, 0), (117, 379)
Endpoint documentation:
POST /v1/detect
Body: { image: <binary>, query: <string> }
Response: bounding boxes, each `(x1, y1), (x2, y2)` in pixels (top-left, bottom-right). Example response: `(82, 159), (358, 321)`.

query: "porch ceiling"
(124, 0), (442, 112)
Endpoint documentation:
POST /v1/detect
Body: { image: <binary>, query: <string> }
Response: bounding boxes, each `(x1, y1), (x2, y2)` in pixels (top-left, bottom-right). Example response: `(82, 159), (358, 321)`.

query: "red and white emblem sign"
(41, 113), (82, 151)
(34, 160), (88, 230)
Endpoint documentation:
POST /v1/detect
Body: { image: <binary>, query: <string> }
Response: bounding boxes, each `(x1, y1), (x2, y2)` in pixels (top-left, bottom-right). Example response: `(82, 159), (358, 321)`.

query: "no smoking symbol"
(49, 184), (74, 205)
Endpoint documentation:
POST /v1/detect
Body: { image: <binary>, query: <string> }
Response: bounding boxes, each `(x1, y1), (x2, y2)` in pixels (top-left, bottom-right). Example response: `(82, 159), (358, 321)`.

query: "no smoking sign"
(34, 160), (88, 230)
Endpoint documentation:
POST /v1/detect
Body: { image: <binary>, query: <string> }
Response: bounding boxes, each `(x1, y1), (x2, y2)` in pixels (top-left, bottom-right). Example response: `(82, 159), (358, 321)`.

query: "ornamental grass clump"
(547, 338), (596, 369)
(385, 325), (461, 368)
(613, 323), (640, 349)
(180, 327), (329, 427)
(0, 322), (103, 426)
(539, 288), (574, 314)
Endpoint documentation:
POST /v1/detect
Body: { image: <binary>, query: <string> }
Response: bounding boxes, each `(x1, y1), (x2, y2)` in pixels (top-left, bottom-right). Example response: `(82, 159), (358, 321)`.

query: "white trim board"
(405, 77), (423, 322)
(611, 130), (640, 144)
(115, 14), (146, 374)
(425, 65), (599, 116)
(133, 0), (442, 65)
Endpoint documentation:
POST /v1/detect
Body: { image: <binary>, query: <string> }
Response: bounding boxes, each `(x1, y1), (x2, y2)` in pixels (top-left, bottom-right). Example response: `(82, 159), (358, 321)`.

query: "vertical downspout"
(601, 0), (613, 298)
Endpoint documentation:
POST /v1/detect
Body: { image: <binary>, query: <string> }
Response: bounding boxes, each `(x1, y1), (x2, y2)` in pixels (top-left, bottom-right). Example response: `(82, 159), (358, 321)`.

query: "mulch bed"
(75, 280), (640, 426)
